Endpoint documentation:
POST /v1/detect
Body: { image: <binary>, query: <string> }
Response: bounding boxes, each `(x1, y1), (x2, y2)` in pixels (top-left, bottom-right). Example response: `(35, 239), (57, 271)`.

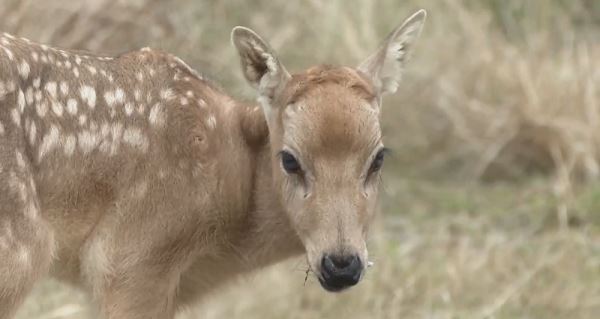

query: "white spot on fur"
(18, 60), (30, 79)
(86, 65), (97, 75)
(0, 121), (4, 136)
(28, 122), (37, 145)
(34, 90), (42, 102)
(73, 67), (80, 78)
(11, 108), (20, 127)
(80, 86), (96, 109)
(38, 125), (60, 161)
(25, 87), (34, 105)
(6, 81), (15, 92)
(60, 82), (69, 96)
(45, 82), (57, 97)
(108, 122), (123, 155)
(206, 114), (217, 130)
(78, 130), (100, 154)
(33, 77), (41, 89)
(17, 246), (30, 267)
(15, 150), (26, 169)
(0, 82), (6, 100)
(51, 101), (64, 117)
(104, 88), (125, 106)
(148, 103), (165, 127)
(160, 89), (175, 101)
(78, 114), (87, 126)
(17, 90), (25, 113)
(24, 200), (38, 220)
(64, 135), (77, 156)
(66, 98), (78, 115)
(123, 127), (149, 152)
(36, 102), (48, 117)
(124, 103), (134, 116)
(2, 47), (14, 60)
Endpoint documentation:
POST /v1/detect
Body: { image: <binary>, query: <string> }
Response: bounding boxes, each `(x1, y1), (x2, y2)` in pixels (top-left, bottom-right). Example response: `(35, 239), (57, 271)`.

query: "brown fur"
(0, 10), (426, 319)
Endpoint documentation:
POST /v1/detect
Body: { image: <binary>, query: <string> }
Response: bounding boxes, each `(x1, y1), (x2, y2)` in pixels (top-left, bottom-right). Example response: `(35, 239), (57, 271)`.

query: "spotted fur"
(0, 9), (426, 319)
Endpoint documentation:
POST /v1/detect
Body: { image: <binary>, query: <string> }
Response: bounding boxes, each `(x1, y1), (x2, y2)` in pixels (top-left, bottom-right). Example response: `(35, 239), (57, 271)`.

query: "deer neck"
(233, 102), (304, 268)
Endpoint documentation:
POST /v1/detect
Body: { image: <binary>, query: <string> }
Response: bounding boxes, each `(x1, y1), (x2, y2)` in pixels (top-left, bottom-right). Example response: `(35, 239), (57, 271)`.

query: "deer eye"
(280, 151), (302, 174)
(369, 149), (385, 174)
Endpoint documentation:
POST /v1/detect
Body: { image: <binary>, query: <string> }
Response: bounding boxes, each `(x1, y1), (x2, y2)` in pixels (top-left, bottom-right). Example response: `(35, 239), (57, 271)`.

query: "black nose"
(319, 254), (363, 292)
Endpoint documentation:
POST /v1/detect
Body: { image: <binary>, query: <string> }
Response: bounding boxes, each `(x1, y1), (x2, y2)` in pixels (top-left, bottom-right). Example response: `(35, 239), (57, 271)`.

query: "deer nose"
(319, 254), (363, 292)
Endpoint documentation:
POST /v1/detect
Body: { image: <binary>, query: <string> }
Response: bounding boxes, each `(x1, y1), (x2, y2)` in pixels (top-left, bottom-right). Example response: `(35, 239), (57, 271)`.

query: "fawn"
(0, 9), (426, 319)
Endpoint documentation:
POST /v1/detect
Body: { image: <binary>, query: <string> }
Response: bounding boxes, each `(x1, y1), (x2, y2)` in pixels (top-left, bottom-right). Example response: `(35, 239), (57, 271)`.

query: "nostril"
(322, 254), (361, 272)
(322, 255), (336, 274)
(330, 255), (353, 269)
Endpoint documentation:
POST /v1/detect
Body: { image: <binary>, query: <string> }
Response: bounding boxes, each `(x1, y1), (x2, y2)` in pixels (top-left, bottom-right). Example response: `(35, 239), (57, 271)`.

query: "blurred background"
(1, 0), (599, 318)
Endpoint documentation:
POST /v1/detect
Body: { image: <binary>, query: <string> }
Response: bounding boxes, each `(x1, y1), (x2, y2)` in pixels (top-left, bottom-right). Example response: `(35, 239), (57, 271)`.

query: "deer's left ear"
(231, 26), (291, 102)
(358, 9), (427, 96)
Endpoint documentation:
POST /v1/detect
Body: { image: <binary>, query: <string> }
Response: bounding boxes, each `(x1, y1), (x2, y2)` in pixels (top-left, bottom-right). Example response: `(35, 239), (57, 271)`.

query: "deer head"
(232, 10), (427, 292)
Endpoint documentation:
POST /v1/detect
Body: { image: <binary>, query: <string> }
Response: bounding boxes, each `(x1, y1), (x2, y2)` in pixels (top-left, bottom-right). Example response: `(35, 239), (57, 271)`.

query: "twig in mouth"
(304, 267), (310, 286)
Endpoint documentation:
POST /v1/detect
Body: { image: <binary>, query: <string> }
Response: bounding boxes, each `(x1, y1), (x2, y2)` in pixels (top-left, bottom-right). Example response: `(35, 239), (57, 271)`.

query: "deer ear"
(358, 10), (426, 96)
(231, 27), (291, 102)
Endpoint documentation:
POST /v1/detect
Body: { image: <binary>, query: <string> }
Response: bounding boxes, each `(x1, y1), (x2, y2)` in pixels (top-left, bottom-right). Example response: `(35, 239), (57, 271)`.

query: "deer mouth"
(317, 275), (357, 292)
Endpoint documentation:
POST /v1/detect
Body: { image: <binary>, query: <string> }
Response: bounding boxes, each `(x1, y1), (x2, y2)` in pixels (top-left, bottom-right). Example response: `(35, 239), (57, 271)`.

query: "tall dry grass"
(2, 0), (599, 185)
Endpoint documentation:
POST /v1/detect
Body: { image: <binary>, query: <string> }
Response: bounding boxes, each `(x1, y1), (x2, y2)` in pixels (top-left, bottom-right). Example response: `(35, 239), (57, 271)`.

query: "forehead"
(279, 66), (381, 158)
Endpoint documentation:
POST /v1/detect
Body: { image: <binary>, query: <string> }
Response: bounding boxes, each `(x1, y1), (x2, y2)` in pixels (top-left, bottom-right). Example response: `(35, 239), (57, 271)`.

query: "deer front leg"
(81, 183), (206, 319)
(96, 265), (178, 319)
(83, 231), (183, 319)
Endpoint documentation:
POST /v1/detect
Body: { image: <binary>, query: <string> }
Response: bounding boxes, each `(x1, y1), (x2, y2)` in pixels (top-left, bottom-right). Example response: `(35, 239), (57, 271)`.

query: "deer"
(0, 9), (426, 319)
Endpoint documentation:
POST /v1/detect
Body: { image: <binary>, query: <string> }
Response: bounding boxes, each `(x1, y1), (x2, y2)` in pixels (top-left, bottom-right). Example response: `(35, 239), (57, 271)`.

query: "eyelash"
(368, 149), (386, 174)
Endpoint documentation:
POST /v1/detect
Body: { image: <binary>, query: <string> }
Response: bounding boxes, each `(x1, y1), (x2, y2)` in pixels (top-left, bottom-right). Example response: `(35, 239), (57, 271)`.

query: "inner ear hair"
(232, 26), (290, 100)
(240, 40), (272, 85)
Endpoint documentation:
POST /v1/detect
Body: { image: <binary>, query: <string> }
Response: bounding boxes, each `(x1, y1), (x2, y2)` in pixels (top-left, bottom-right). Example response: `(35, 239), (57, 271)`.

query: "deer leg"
(94, 265), (179, 319)
(82, 234), (182, 319)
(81, 186), (201, 319)
(0, 147), (54, 319)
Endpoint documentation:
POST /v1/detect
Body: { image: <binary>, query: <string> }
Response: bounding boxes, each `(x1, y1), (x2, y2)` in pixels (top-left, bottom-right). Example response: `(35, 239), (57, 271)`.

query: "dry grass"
(15, 181), (600, 319)
(1, 0), (599, 318)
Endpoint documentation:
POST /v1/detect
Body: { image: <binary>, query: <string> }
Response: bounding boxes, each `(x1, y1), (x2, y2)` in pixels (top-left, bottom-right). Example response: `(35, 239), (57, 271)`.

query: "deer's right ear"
(358, 10), (426, 97)
(231, 27), (290, 103)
